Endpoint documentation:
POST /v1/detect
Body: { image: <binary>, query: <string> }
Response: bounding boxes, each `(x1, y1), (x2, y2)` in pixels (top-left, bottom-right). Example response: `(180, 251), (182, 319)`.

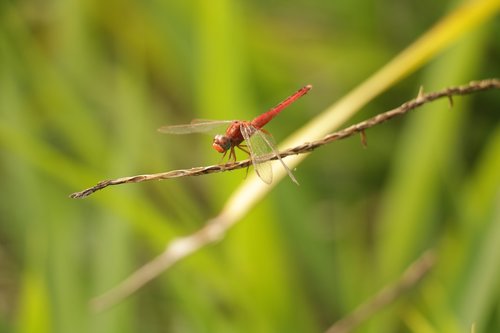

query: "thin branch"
(90, 214), (230, 312)
(86, 79), (498, 312)
(70, 79), (500, 199)
(324, 250), (436, 333)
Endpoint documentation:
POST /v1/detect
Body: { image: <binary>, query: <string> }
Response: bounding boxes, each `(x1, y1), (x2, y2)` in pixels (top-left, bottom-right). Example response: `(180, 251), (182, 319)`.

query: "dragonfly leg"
(219, 147), (238, 165)
(228, 146), (238, 163)
(219, 150), (230, 164)
(243, 163), (250, 179)
(235, 145), (252, 177)
(236, 144), (250, 156)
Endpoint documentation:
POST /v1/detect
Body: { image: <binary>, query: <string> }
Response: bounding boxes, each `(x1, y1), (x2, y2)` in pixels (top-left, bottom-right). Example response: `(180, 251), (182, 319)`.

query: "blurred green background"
(1, 0), (499, 332)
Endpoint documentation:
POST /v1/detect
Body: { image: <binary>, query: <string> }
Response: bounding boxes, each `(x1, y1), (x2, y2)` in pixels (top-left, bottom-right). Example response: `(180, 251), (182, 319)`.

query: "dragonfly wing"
(241, 124), (299, 185)
(240, 124), (274, 184)
(158, 120), (234, 134)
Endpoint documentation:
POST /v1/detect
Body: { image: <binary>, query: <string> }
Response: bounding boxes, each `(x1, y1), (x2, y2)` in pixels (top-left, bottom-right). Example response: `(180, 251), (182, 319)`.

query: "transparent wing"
(240, 124), (273, 184)
(158, 119), (234, 134)
(241, 124), (299, 185)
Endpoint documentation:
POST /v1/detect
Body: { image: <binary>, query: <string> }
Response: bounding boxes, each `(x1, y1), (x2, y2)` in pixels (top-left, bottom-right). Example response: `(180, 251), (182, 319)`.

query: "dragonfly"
(158, 85), (312, 185)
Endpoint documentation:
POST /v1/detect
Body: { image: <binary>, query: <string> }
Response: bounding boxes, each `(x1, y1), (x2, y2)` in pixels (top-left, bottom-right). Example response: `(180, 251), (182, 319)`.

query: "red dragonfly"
(158, 85), (312, 184)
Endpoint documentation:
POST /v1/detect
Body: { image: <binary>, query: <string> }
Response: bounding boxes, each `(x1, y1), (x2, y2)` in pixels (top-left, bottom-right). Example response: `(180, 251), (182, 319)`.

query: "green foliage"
(0, 0), (499, 332)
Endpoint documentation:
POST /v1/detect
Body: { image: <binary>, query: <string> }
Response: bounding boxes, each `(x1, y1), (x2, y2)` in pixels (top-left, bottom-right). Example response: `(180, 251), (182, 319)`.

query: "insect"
(158, 85), (312, 184)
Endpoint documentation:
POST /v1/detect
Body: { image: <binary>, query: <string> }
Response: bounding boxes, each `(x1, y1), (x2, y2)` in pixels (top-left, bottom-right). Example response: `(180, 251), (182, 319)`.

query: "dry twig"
(324, 250), (436, 333)
(84, 79), (498, 312)
(70, 79), (500, 199)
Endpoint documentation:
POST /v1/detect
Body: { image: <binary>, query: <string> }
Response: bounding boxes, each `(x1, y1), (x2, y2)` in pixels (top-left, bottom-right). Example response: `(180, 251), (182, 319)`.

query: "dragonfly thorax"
(212, 134), (232, 153)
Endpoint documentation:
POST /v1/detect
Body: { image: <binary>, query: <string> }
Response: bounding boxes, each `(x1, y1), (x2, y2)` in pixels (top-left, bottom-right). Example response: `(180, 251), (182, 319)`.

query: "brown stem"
(69, 79), (500, 199)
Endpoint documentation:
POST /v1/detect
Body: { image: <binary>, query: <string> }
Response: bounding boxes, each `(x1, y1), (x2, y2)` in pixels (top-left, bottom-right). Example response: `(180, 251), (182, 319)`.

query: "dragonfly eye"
(212, 135), (231, 153)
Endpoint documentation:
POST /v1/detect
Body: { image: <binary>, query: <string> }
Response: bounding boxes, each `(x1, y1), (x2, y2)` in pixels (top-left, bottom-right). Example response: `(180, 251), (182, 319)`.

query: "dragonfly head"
(212, 134), (232, 153)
